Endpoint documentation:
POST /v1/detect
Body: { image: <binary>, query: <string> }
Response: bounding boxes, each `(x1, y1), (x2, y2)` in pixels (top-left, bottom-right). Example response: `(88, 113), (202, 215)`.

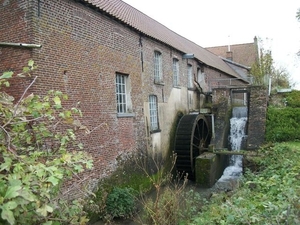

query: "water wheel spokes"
(174, 114), (211, 180)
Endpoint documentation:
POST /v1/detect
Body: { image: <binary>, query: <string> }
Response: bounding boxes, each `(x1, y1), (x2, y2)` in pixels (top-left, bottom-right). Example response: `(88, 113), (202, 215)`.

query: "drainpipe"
(0, 42), (42, 48)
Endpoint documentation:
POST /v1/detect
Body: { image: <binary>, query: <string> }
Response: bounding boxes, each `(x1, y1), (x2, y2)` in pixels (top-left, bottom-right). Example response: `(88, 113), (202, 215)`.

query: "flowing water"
(219, 106), (248, 181)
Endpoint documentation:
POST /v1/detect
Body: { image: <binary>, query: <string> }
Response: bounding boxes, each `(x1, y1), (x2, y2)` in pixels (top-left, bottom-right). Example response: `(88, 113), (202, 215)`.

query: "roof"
(206, 38), (259, 67)
(81, 0), (242, 79)
(222, 57), (251, 82)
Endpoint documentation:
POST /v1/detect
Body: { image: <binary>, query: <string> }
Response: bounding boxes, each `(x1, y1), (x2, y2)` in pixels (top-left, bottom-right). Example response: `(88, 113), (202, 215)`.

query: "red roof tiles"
(83, 0), (241, 78)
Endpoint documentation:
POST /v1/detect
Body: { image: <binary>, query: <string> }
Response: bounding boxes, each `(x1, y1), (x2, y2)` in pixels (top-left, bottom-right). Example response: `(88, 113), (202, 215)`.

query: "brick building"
(0, 0), (250, 192)
(206, 37), (259, 68)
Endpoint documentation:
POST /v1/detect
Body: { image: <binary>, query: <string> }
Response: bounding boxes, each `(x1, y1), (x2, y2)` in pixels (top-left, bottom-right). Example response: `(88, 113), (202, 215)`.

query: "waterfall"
(219, 106), (248, 181)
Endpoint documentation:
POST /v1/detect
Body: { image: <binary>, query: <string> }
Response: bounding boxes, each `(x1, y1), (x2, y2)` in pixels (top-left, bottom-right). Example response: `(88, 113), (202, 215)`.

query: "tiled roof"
(82, 0), (242, 79)
(206, 40), (259, 67)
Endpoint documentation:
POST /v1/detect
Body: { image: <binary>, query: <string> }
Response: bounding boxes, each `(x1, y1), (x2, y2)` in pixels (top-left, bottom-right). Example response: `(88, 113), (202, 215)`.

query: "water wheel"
(174, 114), (211, 180)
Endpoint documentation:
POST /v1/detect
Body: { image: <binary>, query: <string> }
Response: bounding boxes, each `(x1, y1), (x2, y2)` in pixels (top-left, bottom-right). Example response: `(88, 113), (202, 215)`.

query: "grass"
(187, 142), (300, 225)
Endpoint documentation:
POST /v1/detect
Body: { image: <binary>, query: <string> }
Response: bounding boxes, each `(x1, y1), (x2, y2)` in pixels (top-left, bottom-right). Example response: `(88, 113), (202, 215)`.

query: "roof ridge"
(82, 0), (242, 79)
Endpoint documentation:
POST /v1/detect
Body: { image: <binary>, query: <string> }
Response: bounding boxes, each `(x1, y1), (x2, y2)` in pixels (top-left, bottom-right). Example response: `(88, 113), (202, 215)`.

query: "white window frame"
(173, 58), (179, 86)
(188, 64), (193, 88)
(149, 95), (159, 131)
(116, 73), (133, 116)
(154, 51), (163, 83)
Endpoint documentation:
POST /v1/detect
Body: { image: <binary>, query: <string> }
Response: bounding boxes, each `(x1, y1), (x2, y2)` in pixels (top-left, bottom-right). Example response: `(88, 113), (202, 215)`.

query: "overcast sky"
(123, 0), (300, 89)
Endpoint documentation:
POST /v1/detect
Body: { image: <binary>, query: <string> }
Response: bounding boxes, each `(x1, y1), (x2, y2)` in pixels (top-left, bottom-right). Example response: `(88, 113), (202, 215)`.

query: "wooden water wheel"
(174, 114), (211, 180)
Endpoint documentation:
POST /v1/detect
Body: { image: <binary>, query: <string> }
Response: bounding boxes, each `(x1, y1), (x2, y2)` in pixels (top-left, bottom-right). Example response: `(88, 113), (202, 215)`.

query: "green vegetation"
(186, 89), (300, 224)
(105, 187), (136, 220)
(3, 60), (299, 225)
(285, 90), (300, 108)
(266, 107), (300, 142)
(266, 90), (300, 142)
(0, 61), (93, 225)
(188, 142), (300, 225)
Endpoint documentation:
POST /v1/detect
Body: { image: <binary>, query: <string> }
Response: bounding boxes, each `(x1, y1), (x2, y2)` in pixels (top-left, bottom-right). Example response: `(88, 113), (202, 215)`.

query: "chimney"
(226, 51), (233, 61)
(226, 35), (233, 61)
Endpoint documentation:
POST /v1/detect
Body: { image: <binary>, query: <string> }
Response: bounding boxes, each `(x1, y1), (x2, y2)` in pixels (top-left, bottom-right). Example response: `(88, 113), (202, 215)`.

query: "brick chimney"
(226, 51), (233, 61)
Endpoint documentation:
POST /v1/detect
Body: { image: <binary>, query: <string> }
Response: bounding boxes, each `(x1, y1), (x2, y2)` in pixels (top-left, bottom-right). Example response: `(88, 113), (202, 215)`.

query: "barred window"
(149, 95), (159, 131)
(154, 51), (163, 83)
(173, 58), (179, 86)
(116, 73), (132, 114)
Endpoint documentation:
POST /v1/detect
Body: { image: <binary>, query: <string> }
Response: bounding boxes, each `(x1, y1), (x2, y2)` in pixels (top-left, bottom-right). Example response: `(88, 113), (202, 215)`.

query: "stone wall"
(247, 86), (268, 150)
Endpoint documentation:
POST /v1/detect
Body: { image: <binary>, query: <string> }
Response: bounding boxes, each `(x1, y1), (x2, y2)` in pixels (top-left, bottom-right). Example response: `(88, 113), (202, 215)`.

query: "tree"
(0, 61), (93, 225)
(272, 67), (292, 89)
(250, 38), (291, 89)
(250, 47), (273, 85)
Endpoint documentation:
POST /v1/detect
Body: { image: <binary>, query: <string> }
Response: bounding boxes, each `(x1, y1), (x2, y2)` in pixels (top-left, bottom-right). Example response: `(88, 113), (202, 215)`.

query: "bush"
(105, 187), (136, 220)
(0, 61), (93, 225)
(285, 90), (300, 108)
(266, 107), (300, 142)
(189, 143), (300, 225)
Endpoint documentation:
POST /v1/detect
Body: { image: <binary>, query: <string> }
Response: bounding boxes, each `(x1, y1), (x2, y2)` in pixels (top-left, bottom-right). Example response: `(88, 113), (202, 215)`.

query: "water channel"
(216, 106), (248, 185)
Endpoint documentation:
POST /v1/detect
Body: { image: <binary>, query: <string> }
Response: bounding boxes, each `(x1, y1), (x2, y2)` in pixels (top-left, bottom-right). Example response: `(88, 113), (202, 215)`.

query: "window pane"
(149, 95), (158, 130)
(173, 58), (179, 86)
(116, 74), (127, 113)
(154, 51), (162, 82)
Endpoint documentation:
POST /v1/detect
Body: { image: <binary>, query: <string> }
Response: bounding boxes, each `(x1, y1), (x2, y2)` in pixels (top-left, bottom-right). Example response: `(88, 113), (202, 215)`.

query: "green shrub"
(285, 90), (300, 108)
(189, 143), (300, 225)
(105, 187), (136, 220)
(0, 61), (93, 225)
(266, 107), (300, 142)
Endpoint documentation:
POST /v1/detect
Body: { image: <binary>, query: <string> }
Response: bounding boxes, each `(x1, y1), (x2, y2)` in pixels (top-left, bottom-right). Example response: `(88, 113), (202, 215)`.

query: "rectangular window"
(173, 58), (179, 86)
(149, 95), (159, 131)
(116, 74), (127, 113)
(187, 64), (193, 88)
(116, 73), (133, 116)
(154, 51), (163, 83)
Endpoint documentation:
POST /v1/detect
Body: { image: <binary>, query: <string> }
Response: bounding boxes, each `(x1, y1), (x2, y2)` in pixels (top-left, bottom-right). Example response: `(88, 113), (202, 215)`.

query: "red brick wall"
(0, 0), (147, 191)
(1, 0), (248, 193)
(0, 0), (34, 99)
(29, 0), (148, 188)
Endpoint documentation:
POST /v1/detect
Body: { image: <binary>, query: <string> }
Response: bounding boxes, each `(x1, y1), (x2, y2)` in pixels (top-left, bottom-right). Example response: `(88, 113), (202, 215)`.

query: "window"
(197, 68), (204, 83)
(187, 64), (193, 88)
(173, 58), (179, 86)
(149, 95), (159, 131)
(116, 73), (132, 115)
(154, 51), (163, 83)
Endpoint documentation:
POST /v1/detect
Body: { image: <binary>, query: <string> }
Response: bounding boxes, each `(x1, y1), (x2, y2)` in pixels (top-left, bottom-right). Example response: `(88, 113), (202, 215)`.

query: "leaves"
(0, 156), (12, 172)
(0, 71), (13, 79)
(1, 203), (16, 225)
(52, 96), (61, 108)
(4, 185), (21, 199)
(190, 143), (300, 225)
(47, 176), (59, 186)
(0, 61), (93, 224)
(36, 204), (53, 217)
